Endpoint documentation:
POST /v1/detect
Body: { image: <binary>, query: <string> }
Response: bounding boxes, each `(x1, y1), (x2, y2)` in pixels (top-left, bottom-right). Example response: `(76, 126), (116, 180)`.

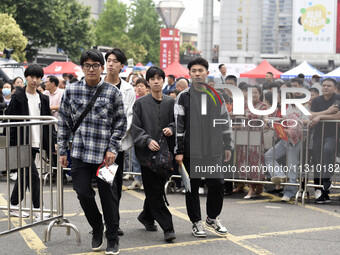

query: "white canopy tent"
(323, 66), (340, 80)
(280, 61), (324, 80)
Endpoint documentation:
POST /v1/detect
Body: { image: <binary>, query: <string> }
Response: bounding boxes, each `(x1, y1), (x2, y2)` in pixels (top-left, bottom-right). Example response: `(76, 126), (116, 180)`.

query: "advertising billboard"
(159, 28), (180, 69)
(292, 0), (337, 54)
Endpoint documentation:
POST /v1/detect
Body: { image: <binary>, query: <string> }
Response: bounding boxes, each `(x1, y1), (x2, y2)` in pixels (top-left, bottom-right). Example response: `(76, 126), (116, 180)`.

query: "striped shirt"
(58, 79), (127, 164)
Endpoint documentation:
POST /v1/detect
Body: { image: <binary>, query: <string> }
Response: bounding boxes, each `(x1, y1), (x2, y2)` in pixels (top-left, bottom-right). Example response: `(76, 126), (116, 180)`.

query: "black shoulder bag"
(72, 84), (105, 134)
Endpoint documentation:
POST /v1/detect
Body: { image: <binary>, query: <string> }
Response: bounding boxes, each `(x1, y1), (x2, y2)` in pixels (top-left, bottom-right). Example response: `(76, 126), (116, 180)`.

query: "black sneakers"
(164, 230), (176, 242)
(92, 225), (104, 251)
(117, 227), (124, 236)
(106, 240), (119, 255)
(315, 194), (331, 204)
(137, 214), (158, 231)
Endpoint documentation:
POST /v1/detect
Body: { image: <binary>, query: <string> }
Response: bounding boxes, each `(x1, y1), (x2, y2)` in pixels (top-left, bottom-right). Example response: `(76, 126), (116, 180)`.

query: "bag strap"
(72, 84), (105, 134)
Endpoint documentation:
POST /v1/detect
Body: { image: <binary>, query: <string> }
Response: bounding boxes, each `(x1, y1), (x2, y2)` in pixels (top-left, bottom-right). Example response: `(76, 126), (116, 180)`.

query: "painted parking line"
(125, 189), (273, 255)
(238, 225), (340, 241)
(0, 194), (47, 255)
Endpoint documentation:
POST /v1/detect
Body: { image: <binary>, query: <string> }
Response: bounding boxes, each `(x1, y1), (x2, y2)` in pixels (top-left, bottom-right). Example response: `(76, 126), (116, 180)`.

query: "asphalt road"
(0, 180), (340, 255)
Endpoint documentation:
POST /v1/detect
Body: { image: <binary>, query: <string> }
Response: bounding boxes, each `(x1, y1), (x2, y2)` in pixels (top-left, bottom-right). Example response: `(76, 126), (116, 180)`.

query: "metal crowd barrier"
(0, 116), (80, 244)
(302, 119), (340, 205)
(123, 116), (307, 201)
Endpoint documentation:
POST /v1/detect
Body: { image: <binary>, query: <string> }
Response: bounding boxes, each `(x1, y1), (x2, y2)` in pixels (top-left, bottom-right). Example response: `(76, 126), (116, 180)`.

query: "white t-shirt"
(26, 92), (41, 148)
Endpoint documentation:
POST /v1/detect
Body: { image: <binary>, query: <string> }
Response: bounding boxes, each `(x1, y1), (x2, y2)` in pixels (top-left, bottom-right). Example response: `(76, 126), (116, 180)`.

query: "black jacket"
(5, 86), (55, 155)
(174, 87), (232, 158)
(132, 94), (176, 166)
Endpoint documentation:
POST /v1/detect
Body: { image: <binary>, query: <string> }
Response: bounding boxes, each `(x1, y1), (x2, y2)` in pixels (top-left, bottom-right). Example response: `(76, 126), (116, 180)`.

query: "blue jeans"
(124, 147), (142, 182)
(265, 140), (301, 198)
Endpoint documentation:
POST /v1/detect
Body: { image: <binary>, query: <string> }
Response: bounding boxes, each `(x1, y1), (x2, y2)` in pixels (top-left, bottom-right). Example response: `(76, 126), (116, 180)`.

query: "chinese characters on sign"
(293, 0), (336, 54)
(159, 28), (180, 69)
(236, 0), (250, 51)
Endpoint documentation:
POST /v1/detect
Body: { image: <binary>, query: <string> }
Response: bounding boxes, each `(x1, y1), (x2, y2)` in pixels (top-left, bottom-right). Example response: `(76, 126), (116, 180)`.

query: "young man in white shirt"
(6, 64), (53, 220)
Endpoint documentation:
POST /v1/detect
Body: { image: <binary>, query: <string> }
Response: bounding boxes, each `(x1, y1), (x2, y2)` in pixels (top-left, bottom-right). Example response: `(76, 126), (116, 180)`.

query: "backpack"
(147, 133), (174, 179)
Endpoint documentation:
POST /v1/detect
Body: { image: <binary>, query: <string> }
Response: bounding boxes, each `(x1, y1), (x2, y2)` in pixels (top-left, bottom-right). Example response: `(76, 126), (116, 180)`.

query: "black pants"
(11, 148), (40, 208)
(139, 165), (174, 232)
(183, 157), (224, 224)
(313, 137), (336, 194)
(114, 151), (124, 225)
(71, 157), (119, 242)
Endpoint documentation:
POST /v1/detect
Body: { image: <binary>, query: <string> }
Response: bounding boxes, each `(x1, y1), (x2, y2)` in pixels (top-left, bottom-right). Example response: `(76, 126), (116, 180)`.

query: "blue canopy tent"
(145, 61), (154, 67)
(280, 61), (324, 80)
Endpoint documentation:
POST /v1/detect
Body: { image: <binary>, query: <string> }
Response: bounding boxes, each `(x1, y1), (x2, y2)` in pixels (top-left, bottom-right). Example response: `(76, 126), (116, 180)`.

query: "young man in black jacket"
(132, 66), (176, 242)
(6, 64), (53, 220)
(175, 57), (232, 238)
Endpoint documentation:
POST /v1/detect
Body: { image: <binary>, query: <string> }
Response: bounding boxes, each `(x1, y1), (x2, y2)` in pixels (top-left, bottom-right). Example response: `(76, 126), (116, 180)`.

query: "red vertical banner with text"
(160, 28), (180, 69)
(337, 0), (340, 53)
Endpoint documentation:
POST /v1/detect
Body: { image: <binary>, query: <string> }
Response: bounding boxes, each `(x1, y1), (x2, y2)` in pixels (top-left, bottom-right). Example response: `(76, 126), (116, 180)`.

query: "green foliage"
(128, 0), (163, 65)
(0, 13), (27, 62)
(111, 34), (147, 64)
(1, 0), (92, 62)
(94, 0), (128, 46)
(180, 42), (198, 56)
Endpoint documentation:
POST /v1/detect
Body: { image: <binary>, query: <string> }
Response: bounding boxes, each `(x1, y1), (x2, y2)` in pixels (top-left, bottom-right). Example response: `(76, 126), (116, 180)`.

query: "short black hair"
(168, 74), (175, 81)
(266, 72), (273, 77)
(24, 64), (44, 78)
(47, 75), (59, 86)
(62, 73), (68, 78)
(264, 92), (273, 106)
(80, 48), (104, 66)
(13, 77), (23, 84)
(218, 64), (225, 70)
(68, 74), (74, 80)
(226, 75), (237, 84)
(321, 78), (337, 87)
(188, 57), (209, 71)
(38, 82), (45, 91)
(136, 78), (149, 88)
(146, 66), (165, 81)
(105, 48), (127, 65)
(297, 73), (305, 79)
(309, 87), (319, 94)
(291, 78), (303, 86)
(70, 77), (79, 84)
(169, 89), (179, 96)
(238, 82), (248, 91)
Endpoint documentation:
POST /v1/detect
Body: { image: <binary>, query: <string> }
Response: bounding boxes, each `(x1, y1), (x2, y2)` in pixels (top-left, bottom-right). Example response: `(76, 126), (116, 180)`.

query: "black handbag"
(147, 133), (174, 179)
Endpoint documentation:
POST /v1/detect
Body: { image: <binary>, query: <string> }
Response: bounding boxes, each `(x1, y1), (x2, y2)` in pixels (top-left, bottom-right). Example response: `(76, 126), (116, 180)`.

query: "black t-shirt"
(311, 93), (340, 142)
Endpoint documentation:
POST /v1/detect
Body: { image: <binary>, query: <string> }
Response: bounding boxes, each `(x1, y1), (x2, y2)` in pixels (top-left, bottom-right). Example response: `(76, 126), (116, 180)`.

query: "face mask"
(2, 88), (11, 96)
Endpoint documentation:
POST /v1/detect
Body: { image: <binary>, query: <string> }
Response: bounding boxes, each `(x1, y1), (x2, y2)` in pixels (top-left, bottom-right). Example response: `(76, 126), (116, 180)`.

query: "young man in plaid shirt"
(58, 49), (127, 255)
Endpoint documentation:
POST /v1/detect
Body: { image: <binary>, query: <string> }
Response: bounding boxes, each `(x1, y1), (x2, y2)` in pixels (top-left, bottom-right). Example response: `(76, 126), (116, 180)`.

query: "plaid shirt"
(58, 79), (127, 164)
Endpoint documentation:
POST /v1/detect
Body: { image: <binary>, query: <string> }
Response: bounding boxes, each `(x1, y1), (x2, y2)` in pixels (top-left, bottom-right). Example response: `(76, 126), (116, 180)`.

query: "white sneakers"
(9, 204), (29, 218)
(127, 181), (142, 190)
(9, 204), (51, 221)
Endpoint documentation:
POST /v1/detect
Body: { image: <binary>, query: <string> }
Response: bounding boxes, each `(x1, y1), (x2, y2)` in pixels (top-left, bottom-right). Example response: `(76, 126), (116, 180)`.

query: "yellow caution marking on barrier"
(0, 194), (47, 255)
(126, 187), (273, 255)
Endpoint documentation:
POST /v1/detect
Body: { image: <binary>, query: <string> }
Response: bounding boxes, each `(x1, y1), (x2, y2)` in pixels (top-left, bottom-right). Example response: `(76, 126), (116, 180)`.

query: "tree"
(1, 0), (93, 62)
(54, 1), (93, 63)
(111, 35), (147, 64)
(128, 0), (163, 64)
(180, 42), (198, 56)
(94, 0), (128, 46)
(0, 13), (27, 62)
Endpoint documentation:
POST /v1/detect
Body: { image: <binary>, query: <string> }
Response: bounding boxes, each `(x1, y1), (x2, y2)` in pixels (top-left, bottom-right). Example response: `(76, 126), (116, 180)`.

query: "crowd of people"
(1, 48), (340, 255)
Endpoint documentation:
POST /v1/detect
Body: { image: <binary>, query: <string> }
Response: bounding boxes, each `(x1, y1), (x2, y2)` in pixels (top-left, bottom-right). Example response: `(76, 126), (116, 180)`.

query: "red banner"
(273, 123), (288, 141)
(159, 28), (180, 69)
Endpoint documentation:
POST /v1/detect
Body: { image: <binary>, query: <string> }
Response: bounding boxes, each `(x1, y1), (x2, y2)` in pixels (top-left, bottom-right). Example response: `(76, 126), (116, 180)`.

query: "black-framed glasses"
(82, 63), (101, 70)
